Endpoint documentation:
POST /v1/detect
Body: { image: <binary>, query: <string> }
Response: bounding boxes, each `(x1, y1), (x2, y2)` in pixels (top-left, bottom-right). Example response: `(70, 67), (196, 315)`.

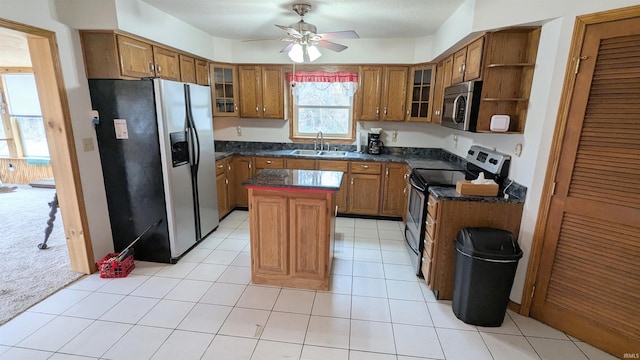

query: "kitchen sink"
(290, 149), (349, 157)
(318, 150), (348, 157)
(290, 149), (321, 156)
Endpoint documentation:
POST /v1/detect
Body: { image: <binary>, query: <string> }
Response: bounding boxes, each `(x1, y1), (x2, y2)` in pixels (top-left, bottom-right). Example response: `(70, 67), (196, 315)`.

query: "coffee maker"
(367, 128), (384, 155)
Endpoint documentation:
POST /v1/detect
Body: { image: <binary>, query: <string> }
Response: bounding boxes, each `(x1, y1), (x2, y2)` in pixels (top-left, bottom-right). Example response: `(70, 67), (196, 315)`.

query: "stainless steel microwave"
(441, 80), (483, 131)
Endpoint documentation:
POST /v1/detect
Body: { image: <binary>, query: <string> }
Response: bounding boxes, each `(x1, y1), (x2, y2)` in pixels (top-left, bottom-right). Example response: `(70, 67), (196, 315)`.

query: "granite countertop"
(428, 186), (525, 204)
(215, 150), (465, 171)
(243, 169), (343, 191)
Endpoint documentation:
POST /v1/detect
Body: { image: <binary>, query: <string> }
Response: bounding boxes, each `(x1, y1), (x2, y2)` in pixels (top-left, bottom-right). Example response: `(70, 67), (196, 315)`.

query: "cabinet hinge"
(530, 285), (536, 299)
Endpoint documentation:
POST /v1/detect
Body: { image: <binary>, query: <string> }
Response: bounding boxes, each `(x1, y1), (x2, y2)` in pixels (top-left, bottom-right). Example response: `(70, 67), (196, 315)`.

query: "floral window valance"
(286, 71), (358, 83)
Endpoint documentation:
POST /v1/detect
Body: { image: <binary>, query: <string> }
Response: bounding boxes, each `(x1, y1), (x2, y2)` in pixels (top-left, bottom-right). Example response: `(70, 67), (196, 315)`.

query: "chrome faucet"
(315, 131), (324, 151)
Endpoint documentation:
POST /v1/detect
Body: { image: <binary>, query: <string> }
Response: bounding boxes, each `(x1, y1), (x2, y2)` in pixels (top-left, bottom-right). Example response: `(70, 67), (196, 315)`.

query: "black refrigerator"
(90, 78), (219, 263)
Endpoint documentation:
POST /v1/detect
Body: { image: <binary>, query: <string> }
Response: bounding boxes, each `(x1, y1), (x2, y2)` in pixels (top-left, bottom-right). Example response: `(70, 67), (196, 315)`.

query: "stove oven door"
(405, 176), (426, 275)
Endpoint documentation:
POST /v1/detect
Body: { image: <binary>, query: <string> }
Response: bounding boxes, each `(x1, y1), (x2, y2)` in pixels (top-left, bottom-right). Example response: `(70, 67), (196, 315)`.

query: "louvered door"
(531, 14), (640, 357)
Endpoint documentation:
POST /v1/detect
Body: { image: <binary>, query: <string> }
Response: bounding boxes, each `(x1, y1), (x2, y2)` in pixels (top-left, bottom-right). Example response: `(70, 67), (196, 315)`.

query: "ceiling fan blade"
(318, 30), (359, 40)
(317, 40), (348, 52)
(275, 24), (302, 38)
(280, 43), (295, 53)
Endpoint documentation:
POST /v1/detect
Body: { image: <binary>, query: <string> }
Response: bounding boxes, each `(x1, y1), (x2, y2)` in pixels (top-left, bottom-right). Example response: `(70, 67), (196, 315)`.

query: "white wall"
(1, 0), (114, 262)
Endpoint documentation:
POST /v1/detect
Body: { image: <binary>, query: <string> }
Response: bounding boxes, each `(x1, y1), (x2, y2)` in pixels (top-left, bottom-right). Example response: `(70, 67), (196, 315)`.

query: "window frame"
(287, 65), (360, 144)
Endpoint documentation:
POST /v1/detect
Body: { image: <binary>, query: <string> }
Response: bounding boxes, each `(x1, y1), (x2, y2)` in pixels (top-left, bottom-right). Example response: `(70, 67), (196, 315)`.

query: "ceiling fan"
(246, 3), (360, 62)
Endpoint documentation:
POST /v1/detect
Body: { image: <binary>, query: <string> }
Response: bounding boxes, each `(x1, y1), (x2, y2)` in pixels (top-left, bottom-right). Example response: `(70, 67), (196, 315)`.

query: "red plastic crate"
(98, 253), (135, 278)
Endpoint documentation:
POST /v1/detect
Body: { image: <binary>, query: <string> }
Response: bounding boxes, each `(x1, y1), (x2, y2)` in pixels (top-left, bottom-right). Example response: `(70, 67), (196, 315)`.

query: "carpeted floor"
(0, 184), (82, 325)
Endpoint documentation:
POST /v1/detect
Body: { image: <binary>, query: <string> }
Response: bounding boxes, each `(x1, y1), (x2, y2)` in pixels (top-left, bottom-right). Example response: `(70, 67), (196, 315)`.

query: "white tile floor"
(0, 210), (618, 360)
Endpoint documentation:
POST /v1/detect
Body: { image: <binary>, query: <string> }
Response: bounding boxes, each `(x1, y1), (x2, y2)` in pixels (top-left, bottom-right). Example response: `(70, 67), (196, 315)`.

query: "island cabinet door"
(289, 198), (328, 280)
(250, 194), (289, 276)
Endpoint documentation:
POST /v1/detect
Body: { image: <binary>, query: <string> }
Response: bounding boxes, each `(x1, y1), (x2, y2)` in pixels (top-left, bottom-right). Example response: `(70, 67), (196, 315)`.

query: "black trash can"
(452, 227), (523, 327)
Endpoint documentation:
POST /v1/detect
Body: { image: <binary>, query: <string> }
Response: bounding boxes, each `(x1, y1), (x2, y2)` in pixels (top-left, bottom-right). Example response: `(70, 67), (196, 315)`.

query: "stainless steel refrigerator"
(90, 78), (219, 263)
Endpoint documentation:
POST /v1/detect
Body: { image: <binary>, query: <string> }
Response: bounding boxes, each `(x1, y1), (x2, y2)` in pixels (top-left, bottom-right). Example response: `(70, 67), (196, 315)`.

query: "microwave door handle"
(452, 94), (464, 124)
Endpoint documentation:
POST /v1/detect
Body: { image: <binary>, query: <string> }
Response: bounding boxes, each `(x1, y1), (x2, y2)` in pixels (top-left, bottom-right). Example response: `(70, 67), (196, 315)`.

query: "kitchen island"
(243, 169), (343, 290)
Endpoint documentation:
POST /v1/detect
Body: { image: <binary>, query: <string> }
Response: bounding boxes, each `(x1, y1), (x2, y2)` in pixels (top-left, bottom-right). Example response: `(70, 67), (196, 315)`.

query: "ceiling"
(0, 0), (467, 67)
(141, 0), (466, 40)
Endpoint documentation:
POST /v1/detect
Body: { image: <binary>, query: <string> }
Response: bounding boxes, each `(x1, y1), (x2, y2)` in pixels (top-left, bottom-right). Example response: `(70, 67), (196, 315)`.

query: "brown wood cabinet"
(249, 187), (335, 290)
(230, 156), (253, 207)
(381, 163), (409, 217)
(406, 64), (436, 123)
(285, 158), (316, 170)
(317, 160), (349, 213)
(215, 158), (231, 218)
(211, 63), (239, 117)
(195, 59), (209, 86)
(179, 54), (196, 84)
(451, 37), (484, 84)
(358, 66), (408, 121)
(254, 157), (284, 171)
(80, 31), (208, 83)
(476, 28), (541, 133)
(431, 56), (453, 123)
(348, 161), (382, 215)
(424, 195), (524, 300)
(238, 65), (284, 119)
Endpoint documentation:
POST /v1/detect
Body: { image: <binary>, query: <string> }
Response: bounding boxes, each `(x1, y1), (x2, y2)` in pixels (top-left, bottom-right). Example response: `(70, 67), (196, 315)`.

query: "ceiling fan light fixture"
(288, 43), (304, 63)
(307, 45), (322, 62)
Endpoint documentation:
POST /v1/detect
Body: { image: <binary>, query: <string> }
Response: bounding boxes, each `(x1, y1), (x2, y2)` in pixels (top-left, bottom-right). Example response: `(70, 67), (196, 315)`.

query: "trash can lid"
(455, 227), (523, 261)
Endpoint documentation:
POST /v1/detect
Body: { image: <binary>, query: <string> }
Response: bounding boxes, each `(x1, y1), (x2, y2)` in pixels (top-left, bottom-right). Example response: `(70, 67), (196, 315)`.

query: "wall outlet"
(82, 138), (95, 152)
(391, 129), (398, 142)
(236, 126), (242, 136)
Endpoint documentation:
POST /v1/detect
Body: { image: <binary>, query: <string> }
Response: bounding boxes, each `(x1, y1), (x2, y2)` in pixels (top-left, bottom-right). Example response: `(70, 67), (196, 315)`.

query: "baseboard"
(508, 300), (521, 314)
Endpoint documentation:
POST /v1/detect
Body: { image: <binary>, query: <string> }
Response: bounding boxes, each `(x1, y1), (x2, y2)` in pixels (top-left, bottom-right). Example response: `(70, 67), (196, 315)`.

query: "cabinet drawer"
(423, 236), (434, 259)
(255, 157), (284, 169)
(215, 160), (227, 176)
(350, 161), (382, 174)
(425, 213), (436, 239)
(427, 195), (438, 219)
(286, 158), (316, 170)
(421, 251), (432, 285)
(317, 160), (349, 172)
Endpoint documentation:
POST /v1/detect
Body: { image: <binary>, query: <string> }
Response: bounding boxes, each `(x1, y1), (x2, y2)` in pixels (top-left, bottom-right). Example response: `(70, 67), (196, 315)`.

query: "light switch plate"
(82, 138), (95, 152)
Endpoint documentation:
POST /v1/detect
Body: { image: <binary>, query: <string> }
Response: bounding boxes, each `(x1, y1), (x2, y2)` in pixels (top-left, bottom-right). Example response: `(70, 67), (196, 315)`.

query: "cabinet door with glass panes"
(210, 63), (239, 117)
(406, 64), (436, 123)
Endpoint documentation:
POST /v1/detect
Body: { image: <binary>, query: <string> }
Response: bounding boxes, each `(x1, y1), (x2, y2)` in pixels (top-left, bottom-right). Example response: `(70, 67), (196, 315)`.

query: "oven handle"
(409, 176), (426, 192)
(452, 94), (464, 124)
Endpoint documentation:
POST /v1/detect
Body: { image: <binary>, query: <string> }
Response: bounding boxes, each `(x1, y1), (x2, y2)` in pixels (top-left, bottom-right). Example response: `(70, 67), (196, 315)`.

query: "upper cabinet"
(195, 59), (210, 86)
(238, 65), (284, 119)
(358, 66), (408, 122)
(476, 28), (541, 133)
(406, 64), (436, 123)
(431, 56), (453, 124)
(211, 63), (239, 117)
(80, 31), (208, 84)
(179, 54), (196, 84)
(451, 37), (484, 84)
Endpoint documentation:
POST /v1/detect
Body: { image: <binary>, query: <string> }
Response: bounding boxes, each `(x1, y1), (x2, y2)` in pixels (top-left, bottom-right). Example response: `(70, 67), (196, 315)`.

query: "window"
(1, 73), (48, 158)
(289, 71), (358, 141)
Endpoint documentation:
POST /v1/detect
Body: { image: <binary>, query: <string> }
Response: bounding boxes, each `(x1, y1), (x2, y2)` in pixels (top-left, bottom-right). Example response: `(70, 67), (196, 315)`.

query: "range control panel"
(465, 145), (510, 177)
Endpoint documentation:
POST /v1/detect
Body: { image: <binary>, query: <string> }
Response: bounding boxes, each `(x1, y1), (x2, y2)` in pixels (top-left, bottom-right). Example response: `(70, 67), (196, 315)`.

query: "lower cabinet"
(381, 163), (409, 217)
(426, 195), (524, 300)
(348, 162), (382, 215)
(230, 156), (253, 207)
(215, 159), (231, 218)
(249, 188), (335, 290)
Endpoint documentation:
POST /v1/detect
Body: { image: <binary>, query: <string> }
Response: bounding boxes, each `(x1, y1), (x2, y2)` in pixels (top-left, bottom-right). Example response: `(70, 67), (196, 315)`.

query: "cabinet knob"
(362, 165), (369, 169)
(235, 104), (238, 111)
(217, 164), (224, 168)
(225, 178), (228, 184)
(228, 164), (231, 171)
(435, 110), (441, 116)
(149, 63), (155, 72)
(256, 105), (259, 113)
(384, 107), (388, 116)
(385, 168), (389, 176)
(263, 106), (266, 113)
(266, 160), (272, 164)
(407, 109), (410, 115)
(249, 163), (252, 169)
(375, 106), (379, 115)
(403, 188), (407, 194)
(157, 64), (162, 74)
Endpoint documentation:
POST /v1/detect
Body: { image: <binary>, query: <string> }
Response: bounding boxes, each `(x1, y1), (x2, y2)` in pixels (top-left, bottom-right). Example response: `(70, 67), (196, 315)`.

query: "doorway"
(0, 18), (95, 322)
(522, 6), (640, 357)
